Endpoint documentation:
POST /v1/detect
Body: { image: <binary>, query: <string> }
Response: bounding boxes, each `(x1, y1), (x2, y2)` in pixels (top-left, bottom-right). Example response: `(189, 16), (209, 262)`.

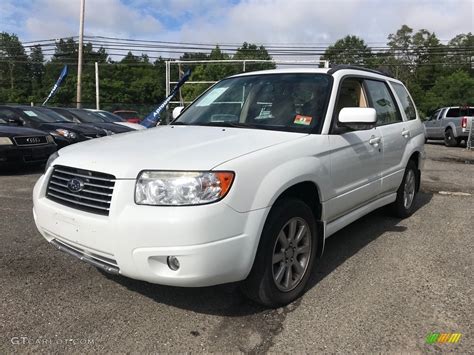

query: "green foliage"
(321, 35), (373, 66)
(420, 71), (474, 114)
(0, 29), (471, 119)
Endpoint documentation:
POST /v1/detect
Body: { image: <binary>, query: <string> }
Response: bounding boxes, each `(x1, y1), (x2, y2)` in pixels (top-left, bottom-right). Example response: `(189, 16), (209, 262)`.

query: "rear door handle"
(402, 129), (410, 138)
(369, 136), (381, 146)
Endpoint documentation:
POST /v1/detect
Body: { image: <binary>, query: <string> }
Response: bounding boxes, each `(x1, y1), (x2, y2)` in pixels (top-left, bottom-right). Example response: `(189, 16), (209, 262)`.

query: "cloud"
(18, 0), (163, 39)
(2, 0), (473, 49)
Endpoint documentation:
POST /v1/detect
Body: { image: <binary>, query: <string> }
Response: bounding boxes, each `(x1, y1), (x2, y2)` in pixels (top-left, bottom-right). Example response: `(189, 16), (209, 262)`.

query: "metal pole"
(95, 61), (100, 110)
(76, 0), (85, 108)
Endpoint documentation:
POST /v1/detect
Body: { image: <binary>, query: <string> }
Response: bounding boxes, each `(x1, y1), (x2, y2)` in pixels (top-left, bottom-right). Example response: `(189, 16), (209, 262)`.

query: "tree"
(234, 42), (275, 71)
(386, 25), (414, 82)
(421, 71), (474, 114)
(0, 32), (31, 101)
(320, 35), (372, 66)
(29, 44), (45, 97)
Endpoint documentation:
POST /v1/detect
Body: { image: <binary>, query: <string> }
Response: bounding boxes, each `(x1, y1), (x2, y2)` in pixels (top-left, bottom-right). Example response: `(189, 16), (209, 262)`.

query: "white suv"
(33, 66), (425, 307)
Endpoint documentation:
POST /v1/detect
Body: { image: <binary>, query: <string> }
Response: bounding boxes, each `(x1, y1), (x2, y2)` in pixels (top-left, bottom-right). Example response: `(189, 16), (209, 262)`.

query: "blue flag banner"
(141, 68), (192, 128)
(42, 65), (69, 106)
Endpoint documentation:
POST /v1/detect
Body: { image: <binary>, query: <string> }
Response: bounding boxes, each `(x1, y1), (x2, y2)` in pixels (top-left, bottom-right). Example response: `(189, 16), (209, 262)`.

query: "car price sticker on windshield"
(23, 110), (38, 117)
(294, 115), (312, 125)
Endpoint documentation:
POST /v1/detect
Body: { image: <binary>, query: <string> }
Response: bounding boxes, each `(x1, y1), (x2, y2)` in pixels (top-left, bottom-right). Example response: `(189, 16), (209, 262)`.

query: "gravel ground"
(0, 143), (472, 353)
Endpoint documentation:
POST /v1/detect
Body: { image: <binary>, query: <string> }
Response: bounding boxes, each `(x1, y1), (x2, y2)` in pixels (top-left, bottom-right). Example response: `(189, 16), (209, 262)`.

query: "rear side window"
(392, 82), (417, 120)
(446, 108), (460, 117)
(364, 80), (402, 126)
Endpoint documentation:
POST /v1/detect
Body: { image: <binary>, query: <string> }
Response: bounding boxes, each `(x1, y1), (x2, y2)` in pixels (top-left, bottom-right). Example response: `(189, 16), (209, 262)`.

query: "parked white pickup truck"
(33, 66), (425, 307)
(424, 106), (474, 147)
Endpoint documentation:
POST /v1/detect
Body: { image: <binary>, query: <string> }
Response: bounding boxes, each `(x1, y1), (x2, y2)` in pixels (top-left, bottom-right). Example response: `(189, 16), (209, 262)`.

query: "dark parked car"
(47, 107), (134, 134)
(0, 118), (57, 168)
(0, 106), (108, 148)
(113, 110), (141, 123)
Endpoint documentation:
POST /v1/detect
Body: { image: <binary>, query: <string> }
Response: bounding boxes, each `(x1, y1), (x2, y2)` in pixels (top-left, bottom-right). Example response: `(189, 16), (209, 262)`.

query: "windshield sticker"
(294, 115), (312, 125)
(196, 87), (229, 107)
(23, 110), (38, 117)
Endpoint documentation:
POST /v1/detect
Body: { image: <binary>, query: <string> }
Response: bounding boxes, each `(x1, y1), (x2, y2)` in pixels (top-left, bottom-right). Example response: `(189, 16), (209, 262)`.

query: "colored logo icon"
(426, 333), (462, 344)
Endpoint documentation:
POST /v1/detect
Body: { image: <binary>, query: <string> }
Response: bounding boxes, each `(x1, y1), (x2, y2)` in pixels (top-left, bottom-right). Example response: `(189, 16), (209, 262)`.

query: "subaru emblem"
(67, 178), (85, 193)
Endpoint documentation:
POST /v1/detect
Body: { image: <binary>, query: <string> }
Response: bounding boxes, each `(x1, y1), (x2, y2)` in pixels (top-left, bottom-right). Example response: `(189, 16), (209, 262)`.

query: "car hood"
(38, 122), (102, 135)
(0, 125), (50, 137)
(86, 122), (133, 133)
(55, 125), (307, 178)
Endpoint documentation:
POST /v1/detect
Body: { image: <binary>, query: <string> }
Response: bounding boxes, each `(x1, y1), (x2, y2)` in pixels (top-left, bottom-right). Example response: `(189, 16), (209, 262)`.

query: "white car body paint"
(33, 68), (425, 287)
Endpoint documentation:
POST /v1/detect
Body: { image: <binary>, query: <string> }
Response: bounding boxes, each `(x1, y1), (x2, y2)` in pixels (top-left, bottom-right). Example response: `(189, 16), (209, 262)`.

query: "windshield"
(174, 73), (332, 133)
(36, 108), (73, 122)
(94, 111), (125, 122)
(69, 109), (107, 123)
(20, 108), (70, 123)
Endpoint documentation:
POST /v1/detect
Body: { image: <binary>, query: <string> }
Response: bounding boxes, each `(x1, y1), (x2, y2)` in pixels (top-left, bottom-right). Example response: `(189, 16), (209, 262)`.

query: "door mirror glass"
(338, 107), (376, 130)
(172, 106), (184, 119)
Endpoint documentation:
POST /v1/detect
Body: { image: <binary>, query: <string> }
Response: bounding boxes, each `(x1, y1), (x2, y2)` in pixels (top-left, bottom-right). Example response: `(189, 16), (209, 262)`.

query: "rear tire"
(444, 128), (460, 147)
(241, 198), (317, 308)
(391, 160), (418, 218)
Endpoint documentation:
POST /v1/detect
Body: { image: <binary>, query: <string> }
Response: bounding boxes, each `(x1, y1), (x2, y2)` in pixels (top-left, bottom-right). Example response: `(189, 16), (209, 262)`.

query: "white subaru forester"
(33, 66), (425, 307)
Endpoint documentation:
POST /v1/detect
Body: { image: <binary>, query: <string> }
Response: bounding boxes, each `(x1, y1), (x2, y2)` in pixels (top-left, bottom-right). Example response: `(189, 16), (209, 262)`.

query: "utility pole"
(95, 61), (100, 110)
(76, 0), (85, 108)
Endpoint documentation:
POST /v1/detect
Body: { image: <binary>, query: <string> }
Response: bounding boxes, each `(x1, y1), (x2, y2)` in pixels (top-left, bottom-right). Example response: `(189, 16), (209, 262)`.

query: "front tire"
(241, 198), (317, 308)
(391, 161), (418, 218)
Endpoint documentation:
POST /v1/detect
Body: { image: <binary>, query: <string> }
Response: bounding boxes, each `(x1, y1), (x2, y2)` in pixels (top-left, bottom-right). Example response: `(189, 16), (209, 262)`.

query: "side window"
(331, 77), (368, 133)
(0, 108), (18, 120)
(430, 109), (441, 120)
(364, 80), (402, 126)
(334, 78), (368, 117)
(446, 108), (460, 117)
(391, 82), (417, 120)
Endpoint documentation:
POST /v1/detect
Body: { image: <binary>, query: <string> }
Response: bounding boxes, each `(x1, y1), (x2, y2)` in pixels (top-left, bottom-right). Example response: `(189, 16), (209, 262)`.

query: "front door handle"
(369, 136), (381, 146)
(402, 129), (410, 138)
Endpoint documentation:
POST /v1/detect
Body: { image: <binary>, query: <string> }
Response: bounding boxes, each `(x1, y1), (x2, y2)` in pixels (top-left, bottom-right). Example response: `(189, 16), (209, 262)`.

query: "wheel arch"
(408, 151), (421, 192)
(445, 122), (458, 137)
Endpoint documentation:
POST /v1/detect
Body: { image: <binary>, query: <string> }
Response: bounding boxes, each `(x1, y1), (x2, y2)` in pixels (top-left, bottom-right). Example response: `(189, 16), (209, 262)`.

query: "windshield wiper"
(170, 121), (188, 126)
(193, 122), (250, 128)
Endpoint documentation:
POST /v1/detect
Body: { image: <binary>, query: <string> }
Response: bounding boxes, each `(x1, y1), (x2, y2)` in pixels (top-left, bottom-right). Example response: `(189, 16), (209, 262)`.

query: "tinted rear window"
(446, 107), (474, 117)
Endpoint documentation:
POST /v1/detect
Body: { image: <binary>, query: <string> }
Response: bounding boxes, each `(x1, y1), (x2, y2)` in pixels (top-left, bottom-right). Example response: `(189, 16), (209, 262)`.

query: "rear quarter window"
(391, 82), (417, 120)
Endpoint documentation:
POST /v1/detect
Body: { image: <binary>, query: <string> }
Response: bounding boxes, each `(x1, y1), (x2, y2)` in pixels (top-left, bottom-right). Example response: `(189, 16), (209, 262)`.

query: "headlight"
(135, 171), (235, 206)
(45, 151), (59, 172)
(0, 137), (13, 145)
(52, 129), (77, 139)
(46, 135), (55, 144)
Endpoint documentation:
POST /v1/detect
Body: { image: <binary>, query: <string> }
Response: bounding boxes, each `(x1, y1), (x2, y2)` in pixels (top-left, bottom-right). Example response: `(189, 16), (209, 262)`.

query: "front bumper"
(0, 144), (57, 165)
(33, 172), (268, 287)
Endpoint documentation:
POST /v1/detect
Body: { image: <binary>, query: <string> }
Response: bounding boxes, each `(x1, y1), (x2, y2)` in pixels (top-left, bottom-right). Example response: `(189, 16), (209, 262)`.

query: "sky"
(1, 0), (473, 47)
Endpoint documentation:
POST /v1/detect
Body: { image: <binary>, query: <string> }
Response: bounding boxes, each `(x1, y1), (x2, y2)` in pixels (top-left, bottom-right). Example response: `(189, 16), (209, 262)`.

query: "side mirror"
(172, 106), (184, 119)
(338, 107), (377, 130)
(8, 118), (22, 126)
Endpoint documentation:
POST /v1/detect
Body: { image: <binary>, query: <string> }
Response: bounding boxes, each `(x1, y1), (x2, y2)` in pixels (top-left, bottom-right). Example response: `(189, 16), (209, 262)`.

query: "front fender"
(250, 156), (329, 211)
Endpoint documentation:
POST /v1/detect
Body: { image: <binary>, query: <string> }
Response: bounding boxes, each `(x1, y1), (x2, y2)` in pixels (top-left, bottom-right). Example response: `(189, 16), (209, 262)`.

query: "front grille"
(46, 165), (115, 216)
(13, 135), (48, 146)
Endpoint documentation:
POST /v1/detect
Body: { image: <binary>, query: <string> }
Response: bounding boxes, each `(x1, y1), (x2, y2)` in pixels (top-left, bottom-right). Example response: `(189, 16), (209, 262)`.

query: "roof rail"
(327, 65), (393, 78)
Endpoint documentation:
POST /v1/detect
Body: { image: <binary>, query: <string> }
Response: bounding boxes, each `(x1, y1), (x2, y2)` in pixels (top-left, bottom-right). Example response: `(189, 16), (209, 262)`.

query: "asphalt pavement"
(0, 142), (472, 353)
